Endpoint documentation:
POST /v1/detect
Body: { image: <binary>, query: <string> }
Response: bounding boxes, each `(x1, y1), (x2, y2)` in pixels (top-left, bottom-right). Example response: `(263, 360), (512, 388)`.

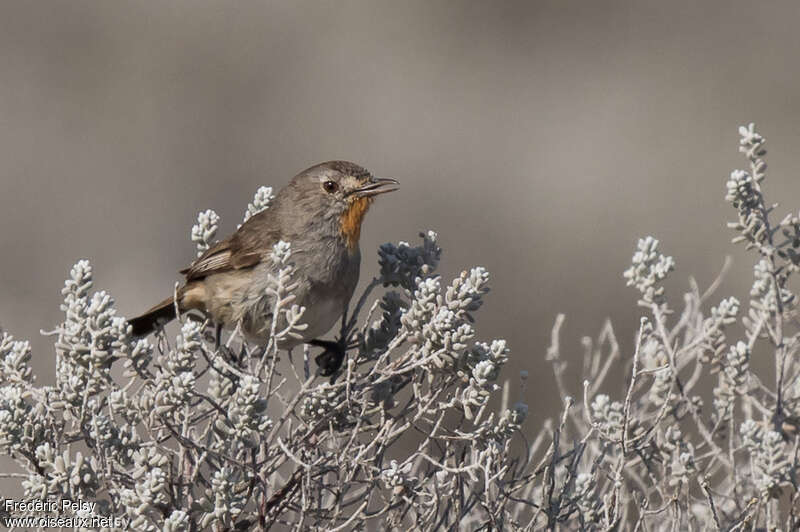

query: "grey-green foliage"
(1, 123), (799, 530)
(0, 186), (522, 530)
(533, 123), (800, 530)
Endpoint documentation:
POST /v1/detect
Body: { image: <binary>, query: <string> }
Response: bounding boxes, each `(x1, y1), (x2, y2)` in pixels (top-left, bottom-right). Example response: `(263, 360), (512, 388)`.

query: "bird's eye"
(323, 180), (338, 194)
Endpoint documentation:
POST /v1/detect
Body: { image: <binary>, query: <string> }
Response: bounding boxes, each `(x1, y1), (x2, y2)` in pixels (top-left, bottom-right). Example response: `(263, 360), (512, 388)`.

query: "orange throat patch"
(340, 197), (373, 251)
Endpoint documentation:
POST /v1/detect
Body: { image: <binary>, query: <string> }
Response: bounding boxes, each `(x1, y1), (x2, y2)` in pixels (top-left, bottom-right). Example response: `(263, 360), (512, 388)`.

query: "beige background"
(1, 0), (800, 465)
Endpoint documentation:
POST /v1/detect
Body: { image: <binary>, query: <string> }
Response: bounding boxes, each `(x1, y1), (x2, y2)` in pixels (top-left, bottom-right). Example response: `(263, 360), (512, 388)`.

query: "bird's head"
(286, 161), (399, 250)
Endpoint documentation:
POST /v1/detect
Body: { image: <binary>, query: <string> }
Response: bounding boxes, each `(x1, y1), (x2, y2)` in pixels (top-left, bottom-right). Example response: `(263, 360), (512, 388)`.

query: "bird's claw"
(310, 339), (347, 379)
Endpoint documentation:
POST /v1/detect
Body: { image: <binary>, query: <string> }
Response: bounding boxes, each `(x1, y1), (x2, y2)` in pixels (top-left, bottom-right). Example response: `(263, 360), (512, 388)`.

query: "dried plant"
(0, 123), (799, 530)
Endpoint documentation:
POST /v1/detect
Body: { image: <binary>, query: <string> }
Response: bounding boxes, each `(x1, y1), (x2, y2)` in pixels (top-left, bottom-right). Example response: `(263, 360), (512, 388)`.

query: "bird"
(127, 161), (398, 374)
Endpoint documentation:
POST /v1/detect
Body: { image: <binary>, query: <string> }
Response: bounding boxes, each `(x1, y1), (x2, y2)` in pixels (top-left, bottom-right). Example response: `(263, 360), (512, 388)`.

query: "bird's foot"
(309, 338), (347, 379)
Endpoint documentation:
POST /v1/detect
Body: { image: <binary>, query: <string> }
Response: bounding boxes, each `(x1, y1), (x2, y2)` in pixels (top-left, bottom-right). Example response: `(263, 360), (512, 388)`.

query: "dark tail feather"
(128, 296), (178, 337)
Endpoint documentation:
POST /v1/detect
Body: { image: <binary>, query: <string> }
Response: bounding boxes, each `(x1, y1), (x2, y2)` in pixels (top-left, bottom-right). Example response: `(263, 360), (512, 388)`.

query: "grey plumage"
(128, 161), (398, 346)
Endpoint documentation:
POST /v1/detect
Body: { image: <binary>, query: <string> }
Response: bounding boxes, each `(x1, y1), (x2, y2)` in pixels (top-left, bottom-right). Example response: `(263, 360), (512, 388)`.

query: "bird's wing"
(180, 211), (280, 281)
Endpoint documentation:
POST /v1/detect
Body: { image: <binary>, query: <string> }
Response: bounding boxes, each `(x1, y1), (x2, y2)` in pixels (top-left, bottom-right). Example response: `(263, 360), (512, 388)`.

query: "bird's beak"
(353, 177), (399, 198)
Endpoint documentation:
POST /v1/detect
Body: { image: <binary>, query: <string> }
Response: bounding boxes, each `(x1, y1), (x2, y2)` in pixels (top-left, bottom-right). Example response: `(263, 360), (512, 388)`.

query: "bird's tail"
(128, 296), (178, 337)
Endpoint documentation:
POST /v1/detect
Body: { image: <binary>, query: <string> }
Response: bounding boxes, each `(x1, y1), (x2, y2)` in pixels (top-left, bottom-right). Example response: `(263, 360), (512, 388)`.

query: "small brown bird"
(128, 161), (397, 372)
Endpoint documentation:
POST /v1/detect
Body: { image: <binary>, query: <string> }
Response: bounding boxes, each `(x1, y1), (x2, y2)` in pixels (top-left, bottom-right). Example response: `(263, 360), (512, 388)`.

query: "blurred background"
(1, 0), (800, 455)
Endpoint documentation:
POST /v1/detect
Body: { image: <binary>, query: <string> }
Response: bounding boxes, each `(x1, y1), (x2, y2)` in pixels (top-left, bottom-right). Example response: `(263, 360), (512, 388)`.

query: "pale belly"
(297, 294), (346, 341)
(195, 254), (356, 347)
(235, 283), (348, 347)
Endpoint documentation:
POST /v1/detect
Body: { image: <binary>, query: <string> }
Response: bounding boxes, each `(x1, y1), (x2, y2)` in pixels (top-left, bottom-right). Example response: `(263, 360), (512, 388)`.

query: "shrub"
(0, 123), (799, 530)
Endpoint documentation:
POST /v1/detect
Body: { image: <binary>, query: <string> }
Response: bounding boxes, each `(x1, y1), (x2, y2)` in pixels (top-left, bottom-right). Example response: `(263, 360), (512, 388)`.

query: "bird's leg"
(213, 322), (238, 364)
(309, 338), (347, 380)
(215, 323), (223, 351)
